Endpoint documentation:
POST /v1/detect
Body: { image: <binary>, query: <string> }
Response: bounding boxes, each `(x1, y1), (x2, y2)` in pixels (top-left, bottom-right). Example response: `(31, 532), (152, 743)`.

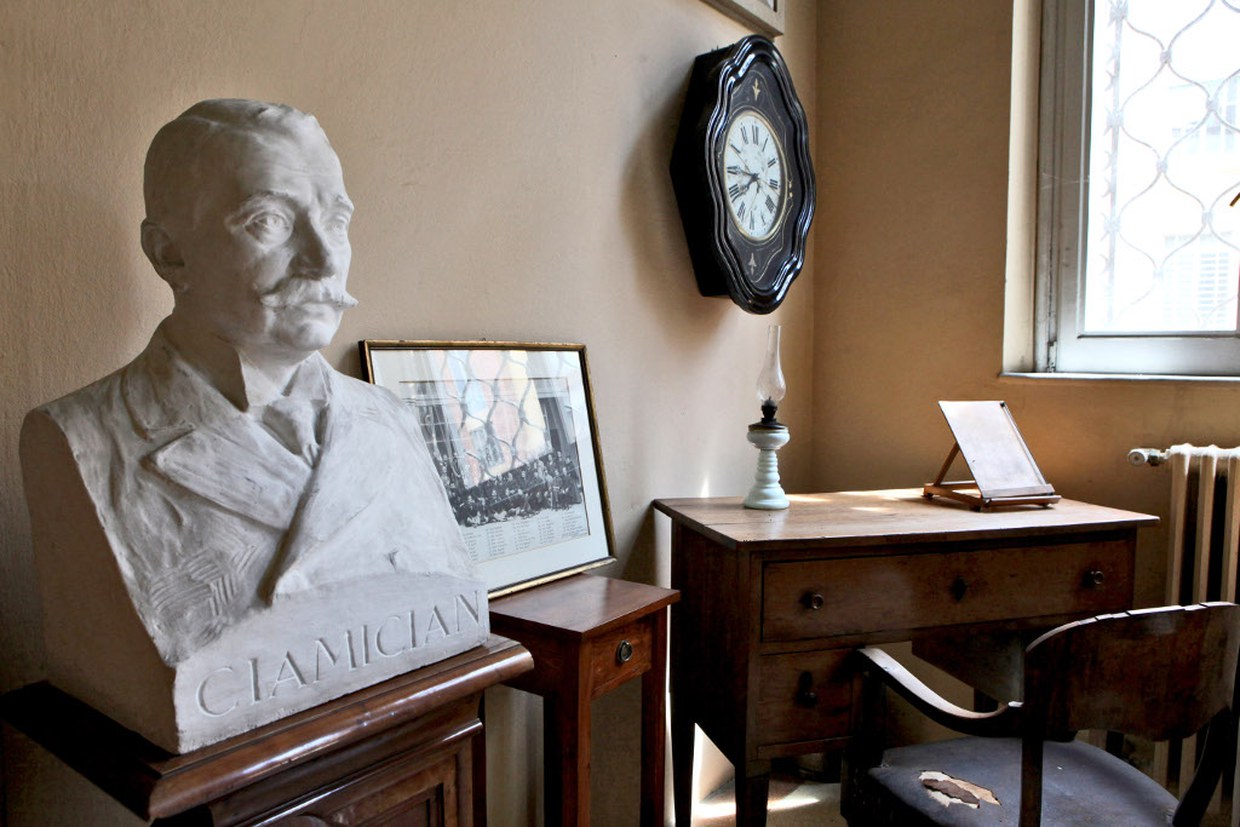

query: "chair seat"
(847, 736), (1176, 826)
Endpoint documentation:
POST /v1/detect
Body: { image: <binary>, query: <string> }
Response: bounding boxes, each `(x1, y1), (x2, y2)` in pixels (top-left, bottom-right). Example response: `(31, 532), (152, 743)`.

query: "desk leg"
(545, 685), (591, 827)
(670, 692), (693, 826)
(736, 762), (771, 827)
(670, 529), (693, 827)
(640, 610), (669, 827)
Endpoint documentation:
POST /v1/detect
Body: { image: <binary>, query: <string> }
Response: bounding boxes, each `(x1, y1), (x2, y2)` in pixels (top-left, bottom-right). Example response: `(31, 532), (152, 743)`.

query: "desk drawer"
(762, 540), (1132, 642)
(756, 648), (853, 749)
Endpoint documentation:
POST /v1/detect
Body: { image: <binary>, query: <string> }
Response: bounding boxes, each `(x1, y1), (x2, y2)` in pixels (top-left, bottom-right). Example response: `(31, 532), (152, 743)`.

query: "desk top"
(653, 489), (1158, 551)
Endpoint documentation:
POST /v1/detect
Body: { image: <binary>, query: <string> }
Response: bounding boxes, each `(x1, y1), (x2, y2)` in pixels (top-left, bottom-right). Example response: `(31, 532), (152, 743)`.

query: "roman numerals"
(721, 110), (787, 241)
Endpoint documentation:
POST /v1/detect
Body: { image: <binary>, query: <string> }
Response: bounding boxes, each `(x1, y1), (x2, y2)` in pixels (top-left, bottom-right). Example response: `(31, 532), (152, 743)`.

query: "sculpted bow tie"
(260, 396), (325, 466)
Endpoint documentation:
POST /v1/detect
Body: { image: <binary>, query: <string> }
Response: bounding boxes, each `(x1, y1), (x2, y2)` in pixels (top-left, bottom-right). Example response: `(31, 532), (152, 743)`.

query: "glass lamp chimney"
(756, 324), (785, 426)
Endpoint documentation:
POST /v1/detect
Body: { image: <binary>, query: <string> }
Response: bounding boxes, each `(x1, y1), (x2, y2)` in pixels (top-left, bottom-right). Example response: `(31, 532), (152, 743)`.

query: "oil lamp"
(743, 324), (790, 510)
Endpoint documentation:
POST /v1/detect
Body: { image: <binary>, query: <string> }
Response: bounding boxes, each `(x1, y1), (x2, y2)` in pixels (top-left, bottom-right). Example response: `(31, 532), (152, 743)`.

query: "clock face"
(722, 111), (786, 241)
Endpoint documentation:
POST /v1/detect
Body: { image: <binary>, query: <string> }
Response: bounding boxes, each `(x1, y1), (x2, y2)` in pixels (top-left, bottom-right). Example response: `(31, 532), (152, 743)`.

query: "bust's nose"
(292, 223), (344, 280)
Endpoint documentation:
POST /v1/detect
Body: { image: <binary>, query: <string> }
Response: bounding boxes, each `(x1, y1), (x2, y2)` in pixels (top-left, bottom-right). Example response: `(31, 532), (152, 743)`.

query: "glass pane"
(1083, 0), (1240, 335)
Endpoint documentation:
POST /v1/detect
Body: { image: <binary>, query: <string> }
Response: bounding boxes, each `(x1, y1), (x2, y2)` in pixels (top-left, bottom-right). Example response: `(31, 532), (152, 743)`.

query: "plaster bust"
(21, 100), (486, 750)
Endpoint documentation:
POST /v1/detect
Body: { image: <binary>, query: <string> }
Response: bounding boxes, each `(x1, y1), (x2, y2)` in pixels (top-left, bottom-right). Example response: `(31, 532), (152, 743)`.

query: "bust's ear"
(140, 219), (187, 290)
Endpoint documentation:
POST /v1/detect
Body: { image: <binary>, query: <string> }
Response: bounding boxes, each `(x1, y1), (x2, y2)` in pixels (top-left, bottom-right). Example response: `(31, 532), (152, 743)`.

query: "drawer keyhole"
(950, 576), (968, 602)
(802, 592), (826, 611)
(616, 640), (634, 664)
(796, 671), (819, 708)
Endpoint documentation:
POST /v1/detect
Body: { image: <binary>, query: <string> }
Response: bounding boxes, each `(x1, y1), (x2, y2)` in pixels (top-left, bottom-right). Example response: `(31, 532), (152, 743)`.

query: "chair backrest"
(1024, 602), (1240, 739)
(1019, 602), (1240, 825)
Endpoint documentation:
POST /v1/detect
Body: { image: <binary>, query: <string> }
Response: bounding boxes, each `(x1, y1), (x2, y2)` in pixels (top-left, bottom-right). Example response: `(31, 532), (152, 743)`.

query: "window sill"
(1000, 371), (1240, 385)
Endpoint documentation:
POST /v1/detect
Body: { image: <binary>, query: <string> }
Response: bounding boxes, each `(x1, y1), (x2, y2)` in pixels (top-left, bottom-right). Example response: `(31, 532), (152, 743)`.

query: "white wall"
(0, 1), (818, 824)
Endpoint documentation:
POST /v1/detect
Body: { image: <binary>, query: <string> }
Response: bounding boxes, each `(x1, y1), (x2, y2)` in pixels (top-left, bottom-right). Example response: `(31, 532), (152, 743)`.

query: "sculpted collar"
(123, 321), (331, 441)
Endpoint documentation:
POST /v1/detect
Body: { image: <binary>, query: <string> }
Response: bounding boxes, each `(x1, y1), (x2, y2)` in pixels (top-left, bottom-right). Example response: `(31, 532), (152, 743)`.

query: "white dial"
(722, 110), (786, 241)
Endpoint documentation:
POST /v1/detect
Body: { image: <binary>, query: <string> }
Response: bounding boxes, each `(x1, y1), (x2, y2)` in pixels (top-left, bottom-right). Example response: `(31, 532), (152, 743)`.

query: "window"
(1037, 0), (1240, 375)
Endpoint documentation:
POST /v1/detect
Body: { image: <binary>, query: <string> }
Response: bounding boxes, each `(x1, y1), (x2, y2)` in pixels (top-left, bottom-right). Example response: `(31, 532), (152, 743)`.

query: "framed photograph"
(359, 340), (615, 595)
(700, 0), (784, 37)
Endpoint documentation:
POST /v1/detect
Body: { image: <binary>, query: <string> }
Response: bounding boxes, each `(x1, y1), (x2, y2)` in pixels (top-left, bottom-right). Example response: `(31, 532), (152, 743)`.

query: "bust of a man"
(21, 100), (487, 752)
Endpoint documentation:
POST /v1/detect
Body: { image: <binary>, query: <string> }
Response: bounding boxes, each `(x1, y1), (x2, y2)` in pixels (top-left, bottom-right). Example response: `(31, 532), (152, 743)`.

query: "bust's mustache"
(258, 278), (358, 310)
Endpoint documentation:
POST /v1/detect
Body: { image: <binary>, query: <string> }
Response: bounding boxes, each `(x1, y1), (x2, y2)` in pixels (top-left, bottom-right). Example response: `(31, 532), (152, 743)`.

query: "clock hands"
(730, 168), (775, 222)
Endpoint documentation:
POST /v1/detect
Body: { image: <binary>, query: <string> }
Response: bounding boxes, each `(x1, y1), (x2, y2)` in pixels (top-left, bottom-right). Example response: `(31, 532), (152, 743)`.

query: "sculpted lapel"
(267, 374), (472, 599)
(128, 332), (318, 533)
(147, 423), (311, 532)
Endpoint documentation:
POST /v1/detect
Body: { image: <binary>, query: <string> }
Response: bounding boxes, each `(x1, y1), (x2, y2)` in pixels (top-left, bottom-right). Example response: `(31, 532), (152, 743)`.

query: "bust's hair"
(143, 99), (329, 229)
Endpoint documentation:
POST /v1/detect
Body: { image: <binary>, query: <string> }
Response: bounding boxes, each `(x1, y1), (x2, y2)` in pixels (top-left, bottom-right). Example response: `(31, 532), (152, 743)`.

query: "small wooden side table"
(489, 574), (679, 827)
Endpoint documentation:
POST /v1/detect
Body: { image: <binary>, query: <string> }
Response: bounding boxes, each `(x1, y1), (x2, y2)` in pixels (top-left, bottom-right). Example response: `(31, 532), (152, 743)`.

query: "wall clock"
(670, 35), (815, 314)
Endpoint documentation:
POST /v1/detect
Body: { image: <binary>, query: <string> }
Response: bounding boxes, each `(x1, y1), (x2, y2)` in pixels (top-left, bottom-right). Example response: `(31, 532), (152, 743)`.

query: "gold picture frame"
(360, 340), (615, 595)
(700, 0), (784, 37)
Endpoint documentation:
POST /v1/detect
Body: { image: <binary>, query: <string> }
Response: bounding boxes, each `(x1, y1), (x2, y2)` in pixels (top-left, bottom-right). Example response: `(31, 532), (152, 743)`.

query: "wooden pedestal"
(490, 574), (679, 827)
(0, 636), (531, 826)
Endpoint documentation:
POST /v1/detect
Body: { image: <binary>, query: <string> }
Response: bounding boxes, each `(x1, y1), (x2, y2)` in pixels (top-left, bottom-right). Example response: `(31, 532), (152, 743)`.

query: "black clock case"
(670, 35), (815, 315)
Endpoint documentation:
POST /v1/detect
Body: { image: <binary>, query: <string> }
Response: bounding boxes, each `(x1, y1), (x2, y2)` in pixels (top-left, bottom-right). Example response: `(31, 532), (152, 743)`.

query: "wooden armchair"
(841, 603), (1240, 826)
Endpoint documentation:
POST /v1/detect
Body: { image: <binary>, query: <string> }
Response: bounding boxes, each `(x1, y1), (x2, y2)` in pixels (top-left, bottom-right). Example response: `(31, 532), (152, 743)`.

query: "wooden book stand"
(923, 400), (1059, 511)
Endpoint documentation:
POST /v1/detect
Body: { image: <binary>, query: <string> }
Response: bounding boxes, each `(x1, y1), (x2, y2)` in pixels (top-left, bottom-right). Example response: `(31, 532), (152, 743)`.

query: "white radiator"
(1131, 443), (1240, 822)
(1130, 444), (1240, 606)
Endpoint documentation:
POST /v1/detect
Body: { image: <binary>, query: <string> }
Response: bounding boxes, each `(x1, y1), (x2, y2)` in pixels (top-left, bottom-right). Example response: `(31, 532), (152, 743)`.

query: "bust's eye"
(245, 211), (293, 243)
(323, 212), (351, 240)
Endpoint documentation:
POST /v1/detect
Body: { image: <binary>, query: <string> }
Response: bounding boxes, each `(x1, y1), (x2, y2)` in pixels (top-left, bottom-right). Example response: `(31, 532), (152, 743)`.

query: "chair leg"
(1020, 737), (1044, 826)
(1178, 708), (1235, 826)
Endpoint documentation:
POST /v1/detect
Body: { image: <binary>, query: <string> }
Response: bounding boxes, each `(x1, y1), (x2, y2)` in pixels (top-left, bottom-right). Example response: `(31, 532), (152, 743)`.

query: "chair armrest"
(855, 647), (1022, 738)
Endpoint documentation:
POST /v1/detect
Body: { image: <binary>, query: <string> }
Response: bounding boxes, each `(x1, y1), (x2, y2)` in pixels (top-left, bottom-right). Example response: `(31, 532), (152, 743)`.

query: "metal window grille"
(1083, 0), (1240, 336)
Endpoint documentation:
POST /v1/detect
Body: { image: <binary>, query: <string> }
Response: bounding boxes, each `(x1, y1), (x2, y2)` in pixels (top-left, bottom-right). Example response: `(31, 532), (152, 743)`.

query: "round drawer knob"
(616, 640), (634, 664)
(1086, 569), (1105, 587)
(802, 592), (826, 611)
(950, 576), (968, 602)
(796, 671), (819, 708)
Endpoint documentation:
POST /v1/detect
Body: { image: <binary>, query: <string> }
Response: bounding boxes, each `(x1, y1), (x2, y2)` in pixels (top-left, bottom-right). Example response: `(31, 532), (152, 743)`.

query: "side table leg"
(545, 688), (591, 827)
(640, 612), (669, 827)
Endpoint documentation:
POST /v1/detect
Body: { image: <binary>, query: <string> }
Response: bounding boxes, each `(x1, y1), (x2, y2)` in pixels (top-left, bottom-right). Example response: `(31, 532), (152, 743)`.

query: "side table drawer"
(756, 649), (853, 748)
(763, 539), (1133, 642)
(587, 618), (654, 698)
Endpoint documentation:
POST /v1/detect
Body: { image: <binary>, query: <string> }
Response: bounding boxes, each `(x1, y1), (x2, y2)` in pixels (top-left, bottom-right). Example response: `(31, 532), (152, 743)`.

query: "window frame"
(1036, 0), (1240, 376)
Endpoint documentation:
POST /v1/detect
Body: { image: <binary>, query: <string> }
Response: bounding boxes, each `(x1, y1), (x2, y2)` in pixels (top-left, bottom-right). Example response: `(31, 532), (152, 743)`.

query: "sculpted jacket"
(23, 323), (475, 665)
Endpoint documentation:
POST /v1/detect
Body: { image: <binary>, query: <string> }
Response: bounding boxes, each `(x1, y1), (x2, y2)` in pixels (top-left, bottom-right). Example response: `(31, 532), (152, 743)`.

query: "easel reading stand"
(923, 400), (1059, 511)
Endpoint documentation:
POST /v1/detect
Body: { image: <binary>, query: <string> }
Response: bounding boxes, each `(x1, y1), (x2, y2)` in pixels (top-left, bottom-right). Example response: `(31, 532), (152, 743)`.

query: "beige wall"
(0, 1), (818, 824)
(9, 0), (1238, 823)
(813, 0), (1240, 613)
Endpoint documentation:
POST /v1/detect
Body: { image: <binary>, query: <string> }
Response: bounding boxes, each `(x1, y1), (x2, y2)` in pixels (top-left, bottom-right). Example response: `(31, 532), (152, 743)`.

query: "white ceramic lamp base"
(743, 424), (790, 510)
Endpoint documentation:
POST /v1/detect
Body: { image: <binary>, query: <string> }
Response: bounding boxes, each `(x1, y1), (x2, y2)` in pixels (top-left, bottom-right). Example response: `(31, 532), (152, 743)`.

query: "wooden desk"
(653, 489), (1157, 827)
(489, 574), (679, 827)
(0, 637), (531, 826)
